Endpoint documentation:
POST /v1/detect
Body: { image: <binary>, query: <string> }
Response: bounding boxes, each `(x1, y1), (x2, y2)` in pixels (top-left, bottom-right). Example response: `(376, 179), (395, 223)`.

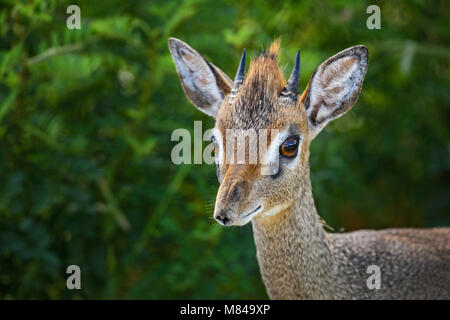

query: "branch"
(26, 43), (85, 66)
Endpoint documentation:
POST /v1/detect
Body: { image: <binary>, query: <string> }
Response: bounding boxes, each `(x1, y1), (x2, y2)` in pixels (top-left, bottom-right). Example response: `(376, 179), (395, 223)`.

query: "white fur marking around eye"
(260, 129), (283, 175)
(212, 127), (224, 165)
(261, 129), (302, 175)
(266, 129), (286, 165)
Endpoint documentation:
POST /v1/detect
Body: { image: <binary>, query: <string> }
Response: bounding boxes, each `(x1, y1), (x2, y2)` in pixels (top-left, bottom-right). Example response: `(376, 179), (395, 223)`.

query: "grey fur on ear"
(302, 45), (369, 139)
(168, 38), (232, 118)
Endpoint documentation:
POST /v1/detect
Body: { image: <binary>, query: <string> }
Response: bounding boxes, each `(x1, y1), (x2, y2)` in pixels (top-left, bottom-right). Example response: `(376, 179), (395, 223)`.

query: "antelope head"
(169, 38), (368, 226)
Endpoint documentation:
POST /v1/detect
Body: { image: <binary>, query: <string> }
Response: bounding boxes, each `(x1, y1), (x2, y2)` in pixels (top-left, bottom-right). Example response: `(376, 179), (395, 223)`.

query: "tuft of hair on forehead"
(219, 40), (292, 131)
(243, 39), (285, 96)
(265, 39), (281, 59)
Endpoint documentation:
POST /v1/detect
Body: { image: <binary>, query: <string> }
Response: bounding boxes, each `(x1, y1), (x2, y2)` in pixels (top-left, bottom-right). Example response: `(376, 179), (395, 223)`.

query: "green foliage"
(0, 0), (449, 299)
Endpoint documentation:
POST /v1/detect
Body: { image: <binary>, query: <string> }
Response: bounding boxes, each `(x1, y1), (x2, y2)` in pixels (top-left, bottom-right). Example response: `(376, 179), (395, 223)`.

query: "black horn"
(281, 50), (301, 99)
(229, 49), (246, 104)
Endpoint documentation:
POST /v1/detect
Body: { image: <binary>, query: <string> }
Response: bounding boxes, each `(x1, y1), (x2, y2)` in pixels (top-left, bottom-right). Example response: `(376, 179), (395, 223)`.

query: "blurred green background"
(0, 0), (449, 299)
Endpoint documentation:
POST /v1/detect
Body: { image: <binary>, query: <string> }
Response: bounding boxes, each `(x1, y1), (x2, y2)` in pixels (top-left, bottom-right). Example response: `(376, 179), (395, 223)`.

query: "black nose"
(215, 211), (231, 226)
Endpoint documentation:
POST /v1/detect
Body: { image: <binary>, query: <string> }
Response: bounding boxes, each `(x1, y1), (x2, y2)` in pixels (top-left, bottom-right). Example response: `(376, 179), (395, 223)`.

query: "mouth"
(242, 205), (263, 219)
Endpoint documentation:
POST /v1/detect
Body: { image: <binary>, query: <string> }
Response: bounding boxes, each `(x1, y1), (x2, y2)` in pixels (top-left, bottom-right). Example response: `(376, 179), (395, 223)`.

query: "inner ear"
(302, 45), (369, 139)
(168, 38), (232, 118)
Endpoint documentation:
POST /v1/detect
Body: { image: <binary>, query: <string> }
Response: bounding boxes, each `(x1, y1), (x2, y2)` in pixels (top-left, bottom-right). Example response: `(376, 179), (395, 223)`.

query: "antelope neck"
(251, 177), (340, 299)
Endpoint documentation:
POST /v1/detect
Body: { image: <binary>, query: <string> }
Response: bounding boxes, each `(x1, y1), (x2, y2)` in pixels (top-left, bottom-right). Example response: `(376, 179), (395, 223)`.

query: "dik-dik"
(168, 38), (450, 299)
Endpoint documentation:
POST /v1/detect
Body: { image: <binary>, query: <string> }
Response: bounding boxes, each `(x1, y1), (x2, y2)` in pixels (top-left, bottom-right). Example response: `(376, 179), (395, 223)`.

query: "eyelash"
(211, 136), (219, 155)
(279, 135), (300, 158)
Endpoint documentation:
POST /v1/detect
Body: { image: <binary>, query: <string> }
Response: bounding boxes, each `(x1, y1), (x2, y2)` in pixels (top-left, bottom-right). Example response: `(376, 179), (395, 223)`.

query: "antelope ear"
(168, 38), (232, 118)
(301, 45), (369, 139)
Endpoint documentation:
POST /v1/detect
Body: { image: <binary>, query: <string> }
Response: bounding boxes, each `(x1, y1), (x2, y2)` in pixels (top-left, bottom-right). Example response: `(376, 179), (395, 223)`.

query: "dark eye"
(211, 136), (222, 182)
(211, 135), (219, 155)
(280, 136), (299, 158)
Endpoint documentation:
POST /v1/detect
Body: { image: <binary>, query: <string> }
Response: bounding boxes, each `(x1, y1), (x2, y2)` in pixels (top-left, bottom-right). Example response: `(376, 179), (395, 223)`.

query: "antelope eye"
(280, 136), (299, 158)
(211, 135), (219, 155)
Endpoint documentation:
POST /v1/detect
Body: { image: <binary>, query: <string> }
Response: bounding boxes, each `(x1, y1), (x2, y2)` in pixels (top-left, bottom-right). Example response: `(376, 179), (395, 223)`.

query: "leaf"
(0, 89), (18, 123)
